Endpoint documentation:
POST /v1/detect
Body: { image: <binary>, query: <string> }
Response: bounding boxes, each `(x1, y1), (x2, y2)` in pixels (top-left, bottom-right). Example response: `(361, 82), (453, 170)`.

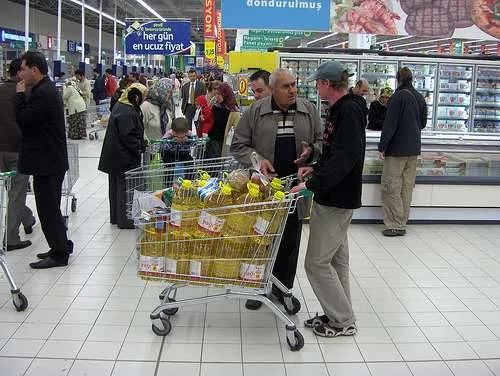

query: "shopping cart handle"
(0, 171), (16, 178)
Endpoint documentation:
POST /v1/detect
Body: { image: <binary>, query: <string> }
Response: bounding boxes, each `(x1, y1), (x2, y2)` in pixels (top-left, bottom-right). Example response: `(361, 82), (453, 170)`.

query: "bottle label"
(240, 263), (266, 282)
(170, 209), (182, 227)
(139, 255), (151, 272)
(198, 210), (225, 234)
(190, 260), (202, 277)
(166, 258), (177, 274)
(151, 257), (164, 273)
(253, 216), (270, 235)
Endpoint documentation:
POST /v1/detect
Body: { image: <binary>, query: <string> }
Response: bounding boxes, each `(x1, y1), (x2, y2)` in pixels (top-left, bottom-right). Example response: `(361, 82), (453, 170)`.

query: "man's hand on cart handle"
(298, 167), (313, 182)
(294, 141), (313, 165)
(379, 151), (385, 160)
(260, 159), (277, 178)
(16, 80), (26, 93)
(290, 182), (306, 194)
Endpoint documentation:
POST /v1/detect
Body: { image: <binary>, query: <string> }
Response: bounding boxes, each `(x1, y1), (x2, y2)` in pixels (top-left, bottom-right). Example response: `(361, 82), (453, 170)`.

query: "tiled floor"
(1, 139), (500, 375)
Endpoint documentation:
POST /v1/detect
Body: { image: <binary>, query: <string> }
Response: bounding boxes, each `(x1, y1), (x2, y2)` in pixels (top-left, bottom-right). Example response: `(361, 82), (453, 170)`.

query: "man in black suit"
(14, 51), (73, 269)
(181, 69), (206, 127)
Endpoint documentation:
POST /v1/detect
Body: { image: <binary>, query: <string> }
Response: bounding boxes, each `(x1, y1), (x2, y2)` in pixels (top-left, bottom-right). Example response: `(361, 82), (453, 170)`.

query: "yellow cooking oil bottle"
(214, 183), (262, 281)
(166, 179), (199, 277)
(190, 183), (233, 282)
(240, 190), (287, 285)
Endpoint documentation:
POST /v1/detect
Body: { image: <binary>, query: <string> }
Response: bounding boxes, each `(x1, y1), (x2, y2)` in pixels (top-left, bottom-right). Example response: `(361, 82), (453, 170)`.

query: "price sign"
(204, 40), (216, 59)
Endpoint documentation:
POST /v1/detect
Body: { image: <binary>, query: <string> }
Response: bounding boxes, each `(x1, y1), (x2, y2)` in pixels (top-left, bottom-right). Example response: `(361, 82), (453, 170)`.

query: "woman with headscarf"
(206, 82), (241, 158)
(63, 78), (87, 139)
(110, 75), (132, 111)
(140, 78), (174, 140)
(98, 83), (148, 229)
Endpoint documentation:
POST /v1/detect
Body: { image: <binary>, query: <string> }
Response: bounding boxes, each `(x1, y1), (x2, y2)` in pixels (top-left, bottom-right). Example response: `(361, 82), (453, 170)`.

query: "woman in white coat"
(63, 78), (87, 139)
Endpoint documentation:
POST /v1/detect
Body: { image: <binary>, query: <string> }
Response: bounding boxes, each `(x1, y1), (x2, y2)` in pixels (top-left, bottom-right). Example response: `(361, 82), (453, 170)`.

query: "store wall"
(0, 1), (119, 52)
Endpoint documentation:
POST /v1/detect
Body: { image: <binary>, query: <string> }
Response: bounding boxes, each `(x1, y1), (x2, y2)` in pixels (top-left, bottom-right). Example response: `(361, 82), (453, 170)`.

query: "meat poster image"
(330, 0), (500, 39)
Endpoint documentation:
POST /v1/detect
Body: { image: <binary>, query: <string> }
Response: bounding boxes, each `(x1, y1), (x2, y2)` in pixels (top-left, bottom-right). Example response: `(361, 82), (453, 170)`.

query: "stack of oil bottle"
(138, 169), (290, 287)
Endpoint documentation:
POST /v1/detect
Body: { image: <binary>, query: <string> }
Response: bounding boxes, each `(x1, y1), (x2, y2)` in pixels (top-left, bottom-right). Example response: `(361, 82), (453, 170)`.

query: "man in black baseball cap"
(292, 60), (367, 338)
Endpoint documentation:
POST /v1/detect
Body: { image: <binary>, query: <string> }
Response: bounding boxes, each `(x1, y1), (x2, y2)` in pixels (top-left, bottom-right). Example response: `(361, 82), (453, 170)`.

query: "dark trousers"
(205, 139), (222, 159)
(33, 173), (70, 262)
(272, 210), (302, 289)
(108, 172), (133, 229)
(184, 104), (196, 128)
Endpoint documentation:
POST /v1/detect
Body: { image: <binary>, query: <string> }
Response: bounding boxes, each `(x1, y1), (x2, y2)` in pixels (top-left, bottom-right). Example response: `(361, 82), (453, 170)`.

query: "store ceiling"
(9, 0), (496, 55)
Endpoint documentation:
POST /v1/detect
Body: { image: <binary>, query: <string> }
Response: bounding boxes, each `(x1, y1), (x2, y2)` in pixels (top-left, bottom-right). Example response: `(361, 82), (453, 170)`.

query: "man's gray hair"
(269, 68), (295, 87)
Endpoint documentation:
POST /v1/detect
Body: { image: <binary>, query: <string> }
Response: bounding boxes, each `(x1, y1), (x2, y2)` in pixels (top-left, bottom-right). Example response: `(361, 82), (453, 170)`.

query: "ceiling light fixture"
(391, 37), (452, 49)
(325, 40), (347, 48)
(306, 32), (338, 45)
(375, 35), (413, 45)
(134, 0), (166, 22)
(68, 0), (125, 25)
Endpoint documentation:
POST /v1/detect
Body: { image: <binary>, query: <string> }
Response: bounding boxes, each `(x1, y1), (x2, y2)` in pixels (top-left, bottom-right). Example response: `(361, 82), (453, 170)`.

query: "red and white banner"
(216, 10), (225, 56)
(204, 0), (216, 39)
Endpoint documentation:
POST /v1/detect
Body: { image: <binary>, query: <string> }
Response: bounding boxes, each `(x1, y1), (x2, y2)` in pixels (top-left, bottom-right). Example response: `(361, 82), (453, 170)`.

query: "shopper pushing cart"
(0, 172), (29, 311)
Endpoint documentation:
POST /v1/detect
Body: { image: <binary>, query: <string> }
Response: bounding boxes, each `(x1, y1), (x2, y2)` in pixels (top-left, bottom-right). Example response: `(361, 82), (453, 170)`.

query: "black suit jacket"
(181, 80), (206, 114)
(14, 76), (69, 176)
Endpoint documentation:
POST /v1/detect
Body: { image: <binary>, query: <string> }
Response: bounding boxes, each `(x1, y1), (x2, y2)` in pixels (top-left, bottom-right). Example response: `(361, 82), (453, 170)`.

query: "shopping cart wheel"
(283, 295), (301, 315)
(286, 329), (304, 351)
(12, 292), (28, 312)
(152, 317), (172, 336)
(162, 298), (179, 316)
(95, 133), (99, 140)
(71, 198), (77, 212)
(89, 133), (95, 140)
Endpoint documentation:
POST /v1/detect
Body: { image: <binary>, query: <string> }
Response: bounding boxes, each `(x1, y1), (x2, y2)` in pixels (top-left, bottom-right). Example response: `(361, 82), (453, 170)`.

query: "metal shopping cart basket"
(62, 143), (79, 224)
(143, 137), (209, 165)
(86, 98), (111, 140)
(0, 172), (28, 311)
(125, 157), (305, 351)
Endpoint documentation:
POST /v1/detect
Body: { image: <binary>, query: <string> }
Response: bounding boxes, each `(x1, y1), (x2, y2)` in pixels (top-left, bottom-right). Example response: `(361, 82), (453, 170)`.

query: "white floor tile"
(407, 361), (454, 376)
(111, 361), (156, 376)
(200, 363), (242, 376)
(282, 342), (324, 363)
(420, 326), (463, 342)
(0, 338), (45, 357)
(455, 325), (498, 341)
(96, 310), (135, 326)
(204, 327), (241, 344)
(77, 341), (122, 360)
(284, 363), (329, 376)
(38, 340), (83, 359)
(242, 343), (283, 363)
(202, 343), (242, 362)
(0, 356), (33, 376)
(326, 362), (370, 376)
(163, 326), (204, 344)
(396, 342), (441, 361)
(367, 362), (413, 376)
(433, 341), (479, 360)
(484, 359), (500, 376)
(118, 341), (161, 361)
(447, 360), (495, 376)
(205, 312), (240, 328)
(87, 325), (129, 342)
(24, 358), (73, 376)
(357, 343), (403, 362)
(386, 326), (428, 343)
(124, 326), (163, 343)
(320, 343), (363, 362)
(468, 341), (500, 359)
(12, 322), (56, 340)
(160, 343), (202, 362)
(50, 324), (92, 341)
(68, 360), (114, 376)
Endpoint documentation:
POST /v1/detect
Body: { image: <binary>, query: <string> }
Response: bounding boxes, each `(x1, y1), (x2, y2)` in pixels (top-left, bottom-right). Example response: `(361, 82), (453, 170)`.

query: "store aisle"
(0, 139), (500, 376)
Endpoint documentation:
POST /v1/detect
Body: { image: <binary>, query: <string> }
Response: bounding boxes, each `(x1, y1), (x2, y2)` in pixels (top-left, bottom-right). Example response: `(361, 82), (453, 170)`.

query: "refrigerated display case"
(436, 64), (473, 133)
(404, 62), (436, 129)
(360, 60), (397, 103)
(473, 66), (500, 134)
(280, 58), (319, 105)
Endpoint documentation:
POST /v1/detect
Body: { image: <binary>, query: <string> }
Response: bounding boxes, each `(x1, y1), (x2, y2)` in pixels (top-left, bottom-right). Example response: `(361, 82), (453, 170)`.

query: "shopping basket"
(86, 98), (111, 140)
(125, 157), (305, 351)
(62, 143), (79, 225)
(142, 137), (209, 165)
(0, 172), (28, 312)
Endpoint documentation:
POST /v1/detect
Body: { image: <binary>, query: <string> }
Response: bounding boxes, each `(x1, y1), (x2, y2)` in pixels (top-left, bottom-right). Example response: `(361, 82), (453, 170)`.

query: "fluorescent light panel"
(325, 40), (347, 48)
(392, 37), (452, 49)
(67, 0), (125, 25)
(134, 0), (166, 21)
(376, 35), (412, 45)
(306, 32), (338, 45)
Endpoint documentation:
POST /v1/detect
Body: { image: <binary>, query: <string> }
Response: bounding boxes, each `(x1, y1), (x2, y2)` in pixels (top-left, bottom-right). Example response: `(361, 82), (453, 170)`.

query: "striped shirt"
(272, 97), (297, 177)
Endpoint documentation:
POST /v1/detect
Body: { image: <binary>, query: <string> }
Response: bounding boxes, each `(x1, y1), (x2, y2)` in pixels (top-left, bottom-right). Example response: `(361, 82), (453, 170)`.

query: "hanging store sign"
(205, 40), (216, 59)
(216, 10), (225, 56)
(0, 27), (36, 49)
(221, 0), (330, 31)
(204, 0), (217, 39)
(125, 21), (191, 55)
(330, 0), (499, 40)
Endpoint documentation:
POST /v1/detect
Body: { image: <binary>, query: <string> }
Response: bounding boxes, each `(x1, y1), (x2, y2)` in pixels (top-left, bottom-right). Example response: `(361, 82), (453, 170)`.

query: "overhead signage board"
(125, 21), (191, 55)
(205, 39), (216, 59)
(221, 0), (330, 31)
(330, 0), (499, 40)
(204, 0), (217, 39)
(0, 27), (36, 49)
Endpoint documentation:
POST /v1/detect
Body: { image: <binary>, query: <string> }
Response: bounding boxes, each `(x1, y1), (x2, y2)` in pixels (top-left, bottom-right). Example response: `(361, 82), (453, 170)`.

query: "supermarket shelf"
(476, 88), (500, 94)
(438, 103), (471, 107)
(474, 117), (500, 121)
(475, 102), (500, 108)
(438, 89), (472, 94)
(362, 72), (396, 78)
(437, 117), (469, 120)
(477, 76), (500, 81)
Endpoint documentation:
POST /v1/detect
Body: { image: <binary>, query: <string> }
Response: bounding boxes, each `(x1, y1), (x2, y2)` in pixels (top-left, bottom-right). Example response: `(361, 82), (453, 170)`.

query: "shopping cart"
(143, 137), (209, 165)
(0, 172), (28, 312)
(86, 98), (111, 140)
(62, 143), (79, 224)
(125, 157), (305, 351)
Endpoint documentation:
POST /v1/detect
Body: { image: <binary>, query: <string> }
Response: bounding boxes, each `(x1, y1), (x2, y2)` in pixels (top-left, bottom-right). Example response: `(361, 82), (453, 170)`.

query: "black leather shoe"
(24, 217), (36, 235)
(245, 299), (263, 310)
(30, 258), (68, 269)
(382, 229), (405, 237)
(7, 240), (32, 252)
(37, 240), (74, 259)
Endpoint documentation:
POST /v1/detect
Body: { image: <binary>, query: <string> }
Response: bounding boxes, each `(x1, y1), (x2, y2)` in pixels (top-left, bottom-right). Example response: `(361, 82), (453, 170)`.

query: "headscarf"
(118, 82), (148, 106)
(65, 77), (83, 95)
(215, 82), (239, 112)
(146, 78), (174, 134)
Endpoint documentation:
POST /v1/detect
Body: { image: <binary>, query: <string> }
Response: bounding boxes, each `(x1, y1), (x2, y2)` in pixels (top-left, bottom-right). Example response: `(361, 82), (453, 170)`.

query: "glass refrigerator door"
(404, 62), (437, 130)
(436, 64), (473, 133)
(280, 58), (319, 105)
(360, 61), (398, 103)
(473, 66), (500, 134)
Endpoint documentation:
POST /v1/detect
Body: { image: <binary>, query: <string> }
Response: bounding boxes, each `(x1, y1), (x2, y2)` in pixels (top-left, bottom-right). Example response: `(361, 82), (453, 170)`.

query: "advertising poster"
(125, 21), (191, 55)
(330, 0), (499, 40)
(204, 0), (217, 39)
